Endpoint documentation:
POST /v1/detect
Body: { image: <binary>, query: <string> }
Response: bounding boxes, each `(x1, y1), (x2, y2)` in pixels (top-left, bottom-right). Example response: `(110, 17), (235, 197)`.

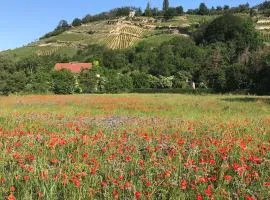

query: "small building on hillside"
(55, 62), (92, 73)
(129, 10), (136, 18)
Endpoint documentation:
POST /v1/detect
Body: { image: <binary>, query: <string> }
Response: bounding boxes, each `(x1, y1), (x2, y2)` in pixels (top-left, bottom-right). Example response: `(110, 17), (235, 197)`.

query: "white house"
(129, 10), (136, 18)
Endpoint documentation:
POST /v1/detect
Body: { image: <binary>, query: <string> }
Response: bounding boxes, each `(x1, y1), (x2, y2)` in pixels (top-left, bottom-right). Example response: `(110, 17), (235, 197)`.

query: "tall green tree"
(203, 14), (261, 55)
(79, 69), (99, 93)
(163, 0), (169, 12)
(72, 18), (82, 27)
(56, 20), (69, 30)
(223, 5), (230, 10)
(176, 6), (184, 16)
(164, 8), (177, 20)
(0, 71), (11, 95)
(198, 3), (209, 15)
(145, 2), (152, 17)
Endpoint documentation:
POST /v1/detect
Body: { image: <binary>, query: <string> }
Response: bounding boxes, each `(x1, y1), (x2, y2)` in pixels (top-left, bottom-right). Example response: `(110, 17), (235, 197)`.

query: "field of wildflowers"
(0, 94), (269, 200)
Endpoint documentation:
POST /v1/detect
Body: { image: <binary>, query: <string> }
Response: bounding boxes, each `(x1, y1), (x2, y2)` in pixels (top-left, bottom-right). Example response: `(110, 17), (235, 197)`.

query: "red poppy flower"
(224, 175), (232, 182)
(181, 179), (187, 190)
(125, 156), (132, 162)
(135, 191), (142, 199)
(10, 186), (16, 192)
(113, 190), (119, 199)
(245, 195), (256, 200)
(7, 194), (16, 200)
(146, 181), (152, 187)
(264, 182), (270, 186)
(197, 193), (203, 200)
(204, 184), (213, 197)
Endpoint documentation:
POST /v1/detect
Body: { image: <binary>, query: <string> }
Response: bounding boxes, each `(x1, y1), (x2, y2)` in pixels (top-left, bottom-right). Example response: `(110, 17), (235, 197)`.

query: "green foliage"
(225, 63), (250, 91)
(25, 70), (52, 93)
(203, 14), (260, 53)
(149, 37), (203, 76)
(115, 7), (131, 17)
(16, 55), (41, 76)
(103, 50), (128, 70)
(198, 3), (209, 15)
(224, 5), (230, 10)
(1, 7), (270, 95)
(57, 20), (69, 29)
(176, 6), (184, 16)
(119, 74), (134, 91)
(163, 0), (169, 12)
(51, 69), (76, 94)
(157, 75), (174, 88)
(0, 71), (11, 95)
(135, 8), (143, 16)
(74, 44), (106, 63)
(41, 20), (70, 39)
(103, 72), (121, 93)
(164, 8), (177, 20)
(6, 71), (27, 94)
(72, 18), (82, 27)
(201, 67), (226, 92)
(250, 52), (270, 94)
(81, 7), (141, 24)
(103, 71), (133, 93)
(150, 7), (160, 17)
(258, 1), (270, 10)
(257, 2), (270, 16)
(173, 71), (192, 88)
(78, 69), (99, 93)
(0, 56), (27, 95)
(148, 75), (160, 88)
(145, 2), (152, 17)
(130, 71), (151, 89)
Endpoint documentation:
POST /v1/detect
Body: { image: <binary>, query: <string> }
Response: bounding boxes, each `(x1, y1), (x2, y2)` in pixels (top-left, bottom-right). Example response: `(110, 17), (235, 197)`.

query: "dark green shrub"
(79, 69), (99, 93)
(225, 64), (250, 91)
(203, 14), (260, 53)
(51, 69), (76, 94)
(130, 71), (150, 89)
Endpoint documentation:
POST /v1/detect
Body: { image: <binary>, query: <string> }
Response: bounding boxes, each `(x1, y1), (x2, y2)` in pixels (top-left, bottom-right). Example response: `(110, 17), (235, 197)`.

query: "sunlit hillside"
(1, 12), (270, 58)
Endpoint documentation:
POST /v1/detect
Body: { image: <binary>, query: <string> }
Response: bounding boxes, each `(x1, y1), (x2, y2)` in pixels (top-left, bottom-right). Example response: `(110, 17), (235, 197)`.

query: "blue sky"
(0, 0), (262, 51)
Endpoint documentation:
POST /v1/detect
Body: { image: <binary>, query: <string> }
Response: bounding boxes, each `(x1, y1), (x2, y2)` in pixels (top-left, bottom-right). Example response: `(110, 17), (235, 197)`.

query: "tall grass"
(0, 94), (269, 199)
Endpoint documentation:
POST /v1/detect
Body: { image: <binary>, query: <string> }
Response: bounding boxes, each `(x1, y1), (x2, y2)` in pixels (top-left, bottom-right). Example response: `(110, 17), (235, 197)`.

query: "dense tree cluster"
(197, 15), (261, 54)
(187, 3), (252, 15)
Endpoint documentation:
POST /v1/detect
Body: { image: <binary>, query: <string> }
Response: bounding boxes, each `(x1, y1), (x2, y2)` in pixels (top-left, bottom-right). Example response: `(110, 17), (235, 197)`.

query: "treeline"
(257, 1), (270, 16)
(40, 7), (142, 39)
(187, 3), (252, 15)
(1, 14), (269, 95)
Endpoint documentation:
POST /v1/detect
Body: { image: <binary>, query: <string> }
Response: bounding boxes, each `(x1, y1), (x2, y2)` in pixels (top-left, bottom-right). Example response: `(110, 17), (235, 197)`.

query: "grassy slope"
(1, 16), (209, 59)
(0, 94), (269, 120)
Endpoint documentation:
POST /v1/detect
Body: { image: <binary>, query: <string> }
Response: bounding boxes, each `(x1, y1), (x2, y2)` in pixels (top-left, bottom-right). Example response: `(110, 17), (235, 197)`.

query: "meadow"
(0, 94), (269, 200)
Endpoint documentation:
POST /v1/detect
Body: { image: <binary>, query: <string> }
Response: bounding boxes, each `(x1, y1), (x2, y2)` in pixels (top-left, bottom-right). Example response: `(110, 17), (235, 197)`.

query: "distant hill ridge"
(2, 1), (270, 58)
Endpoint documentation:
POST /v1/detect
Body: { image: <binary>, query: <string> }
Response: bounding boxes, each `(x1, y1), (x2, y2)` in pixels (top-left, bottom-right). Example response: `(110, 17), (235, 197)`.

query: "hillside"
(0, 15), (216, 58)
(1, 10), (270, 61)
(0, 9), (269, 96)
(256, 17), (270, 44)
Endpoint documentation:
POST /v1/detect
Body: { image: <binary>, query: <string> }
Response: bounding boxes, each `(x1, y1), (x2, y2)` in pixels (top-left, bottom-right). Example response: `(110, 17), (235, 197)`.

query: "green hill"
(1, 15), (213, 59)
(1, 11), (270, 59)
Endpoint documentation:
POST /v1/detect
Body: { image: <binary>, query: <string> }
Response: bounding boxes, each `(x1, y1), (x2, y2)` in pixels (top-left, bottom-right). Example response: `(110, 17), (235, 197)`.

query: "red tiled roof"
(55, 62), (92, 73)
